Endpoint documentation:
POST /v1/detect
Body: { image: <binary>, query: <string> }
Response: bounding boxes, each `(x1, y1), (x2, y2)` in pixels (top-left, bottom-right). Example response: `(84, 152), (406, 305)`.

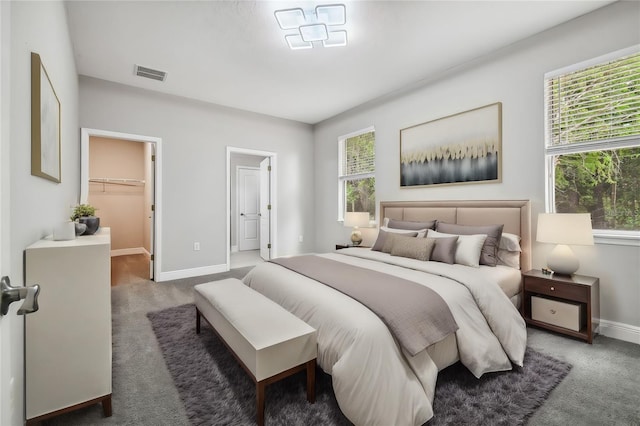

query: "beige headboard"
(380, 200), (531, 271)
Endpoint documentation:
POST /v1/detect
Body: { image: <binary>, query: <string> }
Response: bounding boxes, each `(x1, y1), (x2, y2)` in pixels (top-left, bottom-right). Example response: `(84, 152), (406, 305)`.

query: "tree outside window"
(545, 48), (640, 233)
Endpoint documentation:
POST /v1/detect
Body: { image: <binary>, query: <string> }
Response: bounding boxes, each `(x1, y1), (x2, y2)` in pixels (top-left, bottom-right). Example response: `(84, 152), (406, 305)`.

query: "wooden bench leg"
(102, 394), (112, 417)
(196, 307), (201, 334)
(256, 380), (266, 426)
(306, 359), (316, 403)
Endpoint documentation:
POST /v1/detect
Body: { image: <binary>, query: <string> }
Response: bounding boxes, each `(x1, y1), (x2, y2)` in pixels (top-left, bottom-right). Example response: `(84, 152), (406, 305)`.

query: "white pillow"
(497, 249), (521, 269)
(427, 229), (487, 267)
(499, 232), (522, 252)
(380, 226), (428, 238)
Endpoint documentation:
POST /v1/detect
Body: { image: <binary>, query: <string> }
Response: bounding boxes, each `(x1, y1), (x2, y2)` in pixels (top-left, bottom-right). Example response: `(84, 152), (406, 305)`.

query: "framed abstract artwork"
(31, 52), (61, 183)
(400, 102), (502, 187)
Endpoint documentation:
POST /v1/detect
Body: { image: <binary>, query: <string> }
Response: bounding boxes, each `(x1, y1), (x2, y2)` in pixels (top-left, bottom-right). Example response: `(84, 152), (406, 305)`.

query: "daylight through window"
(338, 128), (375, 221)
(544, 46), (640, 234)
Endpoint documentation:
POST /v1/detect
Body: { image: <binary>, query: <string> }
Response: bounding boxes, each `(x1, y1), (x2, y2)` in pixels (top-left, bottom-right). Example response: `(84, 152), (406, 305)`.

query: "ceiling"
(65, 1), (614, 125)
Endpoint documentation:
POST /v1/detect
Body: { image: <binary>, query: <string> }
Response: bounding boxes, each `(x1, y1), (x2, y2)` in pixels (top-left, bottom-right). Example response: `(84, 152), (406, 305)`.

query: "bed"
(243, 200), (530, 425)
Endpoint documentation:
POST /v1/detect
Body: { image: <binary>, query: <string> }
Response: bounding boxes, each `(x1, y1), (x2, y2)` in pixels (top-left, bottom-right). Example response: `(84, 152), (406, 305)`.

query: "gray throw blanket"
(270, 255), (458, 356)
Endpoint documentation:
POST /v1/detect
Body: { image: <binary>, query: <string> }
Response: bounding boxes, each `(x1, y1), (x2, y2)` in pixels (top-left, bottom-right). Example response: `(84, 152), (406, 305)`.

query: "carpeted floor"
(44, 266), (640, 426)
(147, 303), (572, 426)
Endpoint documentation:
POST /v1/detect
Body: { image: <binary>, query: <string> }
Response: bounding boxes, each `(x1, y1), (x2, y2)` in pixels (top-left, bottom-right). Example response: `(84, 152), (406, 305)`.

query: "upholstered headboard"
(380, 200), (531, 271)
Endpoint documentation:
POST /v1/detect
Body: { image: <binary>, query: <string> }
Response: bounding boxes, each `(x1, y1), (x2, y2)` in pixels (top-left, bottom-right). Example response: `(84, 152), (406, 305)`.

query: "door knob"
(0, 276), (40, 316)
(240, 213), (245, 216)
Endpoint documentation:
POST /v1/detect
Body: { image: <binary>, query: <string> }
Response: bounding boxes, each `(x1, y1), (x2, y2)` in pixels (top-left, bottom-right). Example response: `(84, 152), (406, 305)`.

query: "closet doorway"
(227, 147), (277, 270)
(80, 128), (162, 283)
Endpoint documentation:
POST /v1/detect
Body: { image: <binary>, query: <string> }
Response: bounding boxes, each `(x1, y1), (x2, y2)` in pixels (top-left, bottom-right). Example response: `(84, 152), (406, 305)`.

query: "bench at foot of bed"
(194, 278), (317, 426)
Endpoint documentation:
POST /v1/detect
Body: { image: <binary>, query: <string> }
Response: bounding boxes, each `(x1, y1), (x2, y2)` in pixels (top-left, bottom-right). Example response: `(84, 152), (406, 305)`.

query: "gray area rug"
(148, 303), (572, 426)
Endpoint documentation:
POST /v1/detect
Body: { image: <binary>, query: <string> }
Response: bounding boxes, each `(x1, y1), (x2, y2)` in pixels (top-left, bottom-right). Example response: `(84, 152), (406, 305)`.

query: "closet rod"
(89, 178), (145, 185)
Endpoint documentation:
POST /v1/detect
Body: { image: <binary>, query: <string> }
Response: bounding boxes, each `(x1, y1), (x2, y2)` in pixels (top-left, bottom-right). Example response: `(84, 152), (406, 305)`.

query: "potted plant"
(71, 204), (100, 235)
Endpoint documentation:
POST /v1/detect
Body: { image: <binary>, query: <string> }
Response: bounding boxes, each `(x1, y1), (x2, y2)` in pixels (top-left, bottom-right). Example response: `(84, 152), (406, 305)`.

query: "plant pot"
(79, 216), (100, 235)
(75, 222), (87, 236)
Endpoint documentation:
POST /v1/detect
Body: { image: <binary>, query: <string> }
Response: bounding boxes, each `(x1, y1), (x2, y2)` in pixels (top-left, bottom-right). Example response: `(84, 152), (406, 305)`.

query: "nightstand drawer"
(524, 277), (588, 302)
(532, 296), (585, 332)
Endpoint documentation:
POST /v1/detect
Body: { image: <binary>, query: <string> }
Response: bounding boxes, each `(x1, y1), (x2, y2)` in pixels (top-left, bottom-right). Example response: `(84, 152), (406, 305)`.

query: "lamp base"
(350, 229), (362, 246)
(547, 244), (579, 275)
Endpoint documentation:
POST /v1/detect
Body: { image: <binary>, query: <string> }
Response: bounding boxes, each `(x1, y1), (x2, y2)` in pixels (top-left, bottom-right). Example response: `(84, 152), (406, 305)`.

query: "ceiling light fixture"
(274, 4), (347, 50)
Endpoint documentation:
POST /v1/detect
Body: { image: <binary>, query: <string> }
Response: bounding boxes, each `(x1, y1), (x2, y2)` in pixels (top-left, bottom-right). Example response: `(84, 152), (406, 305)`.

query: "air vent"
(134, 65), (167, 82)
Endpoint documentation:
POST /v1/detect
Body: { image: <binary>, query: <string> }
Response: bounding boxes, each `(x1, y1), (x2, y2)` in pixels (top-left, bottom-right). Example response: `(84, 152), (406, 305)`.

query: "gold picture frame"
(400, 102), (502, 188)
(31, 52), (61, 183)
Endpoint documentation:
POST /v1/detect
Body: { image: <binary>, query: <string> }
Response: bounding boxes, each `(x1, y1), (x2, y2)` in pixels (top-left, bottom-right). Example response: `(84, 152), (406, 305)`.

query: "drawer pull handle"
(550, 286), (555, 291)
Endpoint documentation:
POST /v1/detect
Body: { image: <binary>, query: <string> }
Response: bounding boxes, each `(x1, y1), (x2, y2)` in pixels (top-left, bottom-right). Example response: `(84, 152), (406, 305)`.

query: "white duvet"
(243, 249), (526, 425)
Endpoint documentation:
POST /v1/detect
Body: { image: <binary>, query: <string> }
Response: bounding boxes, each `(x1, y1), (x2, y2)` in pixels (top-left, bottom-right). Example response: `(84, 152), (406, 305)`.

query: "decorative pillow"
(382, 232), (420, 253)
(387, 218), (436, 231)
(429, 236), (458, 264)
(427, 229), (487, 267)
(497, 249), (521, 269)
(382, 226), (428, 238)
(371, 229), (419, 252)
(499, 232), (522, 252)
(436, 222), (504, 267)
(390, 236), (436, 261)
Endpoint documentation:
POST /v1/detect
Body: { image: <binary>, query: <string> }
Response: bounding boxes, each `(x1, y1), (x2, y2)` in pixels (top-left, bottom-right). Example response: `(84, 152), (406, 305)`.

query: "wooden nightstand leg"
(586, 300), (593, 344)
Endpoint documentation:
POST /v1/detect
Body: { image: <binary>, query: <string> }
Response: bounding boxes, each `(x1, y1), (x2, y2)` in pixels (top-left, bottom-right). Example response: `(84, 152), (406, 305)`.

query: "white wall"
(6, 1), (79, 424)
(314, 2), (640, 338)
(79, 77), (315, 277)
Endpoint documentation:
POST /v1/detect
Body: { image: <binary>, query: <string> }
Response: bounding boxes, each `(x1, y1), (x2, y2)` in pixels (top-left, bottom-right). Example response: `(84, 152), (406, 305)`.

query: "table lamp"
(344, 212), (370, 246)
(536, 213), (594, 275)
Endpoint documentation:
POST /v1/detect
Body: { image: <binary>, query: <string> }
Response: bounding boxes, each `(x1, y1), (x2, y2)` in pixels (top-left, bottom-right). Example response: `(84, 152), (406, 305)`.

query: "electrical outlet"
(298, 235), (304, 243)
(194, 242), (200, 251)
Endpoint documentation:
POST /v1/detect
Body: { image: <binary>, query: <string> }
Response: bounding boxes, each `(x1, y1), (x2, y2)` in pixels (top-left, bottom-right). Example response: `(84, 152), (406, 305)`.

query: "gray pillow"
(387, 219), (436, 231)
(430, 236), (458, 264)
(436, 222), (504, 267)
(382, 232), (403, 253)
(371, 229), (418, 252)
(390, 236), (436, 261)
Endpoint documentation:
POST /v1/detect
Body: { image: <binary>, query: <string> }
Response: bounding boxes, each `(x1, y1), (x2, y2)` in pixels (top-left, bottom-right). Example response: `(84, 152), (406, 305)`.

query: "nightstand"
(335, 244), (370, 250)
(522, 269), (599, 343)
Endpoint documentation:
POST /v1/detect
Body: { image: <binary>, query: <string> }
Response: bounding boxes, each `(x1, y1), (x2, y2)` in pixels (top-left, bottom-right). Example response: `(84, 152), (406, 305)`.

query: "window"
(544, 46), (640, 238)
(338, 128), (375, 221)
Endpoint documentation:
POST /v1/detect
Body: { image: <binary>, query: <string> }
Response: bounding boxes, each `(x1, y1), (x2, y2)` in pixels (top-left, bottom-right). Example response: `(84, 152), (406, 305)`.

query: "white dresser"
(24, 228), (112, 424)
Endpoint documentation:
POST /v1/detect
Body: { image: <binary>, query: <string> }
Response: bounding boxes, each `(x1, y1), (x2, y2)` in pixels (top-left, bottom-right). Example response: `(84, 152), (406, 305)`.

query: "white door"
(259, 158), (271, 260)
(0, 2), (17, 421)
(146, 143), (155, 279)
(238, 167), (260, 251)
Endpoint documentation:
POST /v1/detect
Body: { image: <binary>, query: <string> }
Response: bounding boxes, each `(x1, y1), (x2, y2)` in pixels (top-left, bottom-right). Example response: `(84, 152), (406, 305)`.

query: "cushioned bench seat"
(194, 278), (317, 426)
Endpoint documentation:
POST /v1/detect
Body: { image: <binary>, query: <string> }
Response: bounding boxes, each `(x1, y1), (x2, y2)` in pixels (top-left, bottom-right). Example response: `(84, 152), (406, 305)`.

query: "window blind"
(545, 51), (640, 147)
(341, 132), (375, 177)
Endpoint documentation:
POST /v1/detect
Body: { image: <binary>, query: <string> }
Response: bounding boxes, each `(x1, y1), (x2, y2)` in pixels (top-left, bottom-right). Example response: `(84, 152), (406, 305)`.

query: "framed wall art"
(31, 52), (61, 183)
(400, 102), (502, 187)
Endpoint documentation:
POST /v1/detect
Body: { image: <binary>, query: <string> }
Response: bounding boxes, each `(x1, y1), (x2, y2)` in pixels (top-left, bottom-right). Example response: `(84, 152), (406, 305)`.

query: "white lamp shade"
(537, 213), (593, 275)
(344, 212), (369, 228)
(536, 213), (594, 246)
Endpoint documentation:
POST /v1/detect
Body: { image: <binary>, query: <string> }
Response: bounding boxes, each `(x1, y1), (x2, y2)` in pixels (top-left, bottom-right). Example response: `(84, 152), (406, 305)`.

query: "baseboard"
(155, 263), (228, 282)
(231, 245), (238, 253)
(598, 319), (640, 345)
(111, 247), (148, 257)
